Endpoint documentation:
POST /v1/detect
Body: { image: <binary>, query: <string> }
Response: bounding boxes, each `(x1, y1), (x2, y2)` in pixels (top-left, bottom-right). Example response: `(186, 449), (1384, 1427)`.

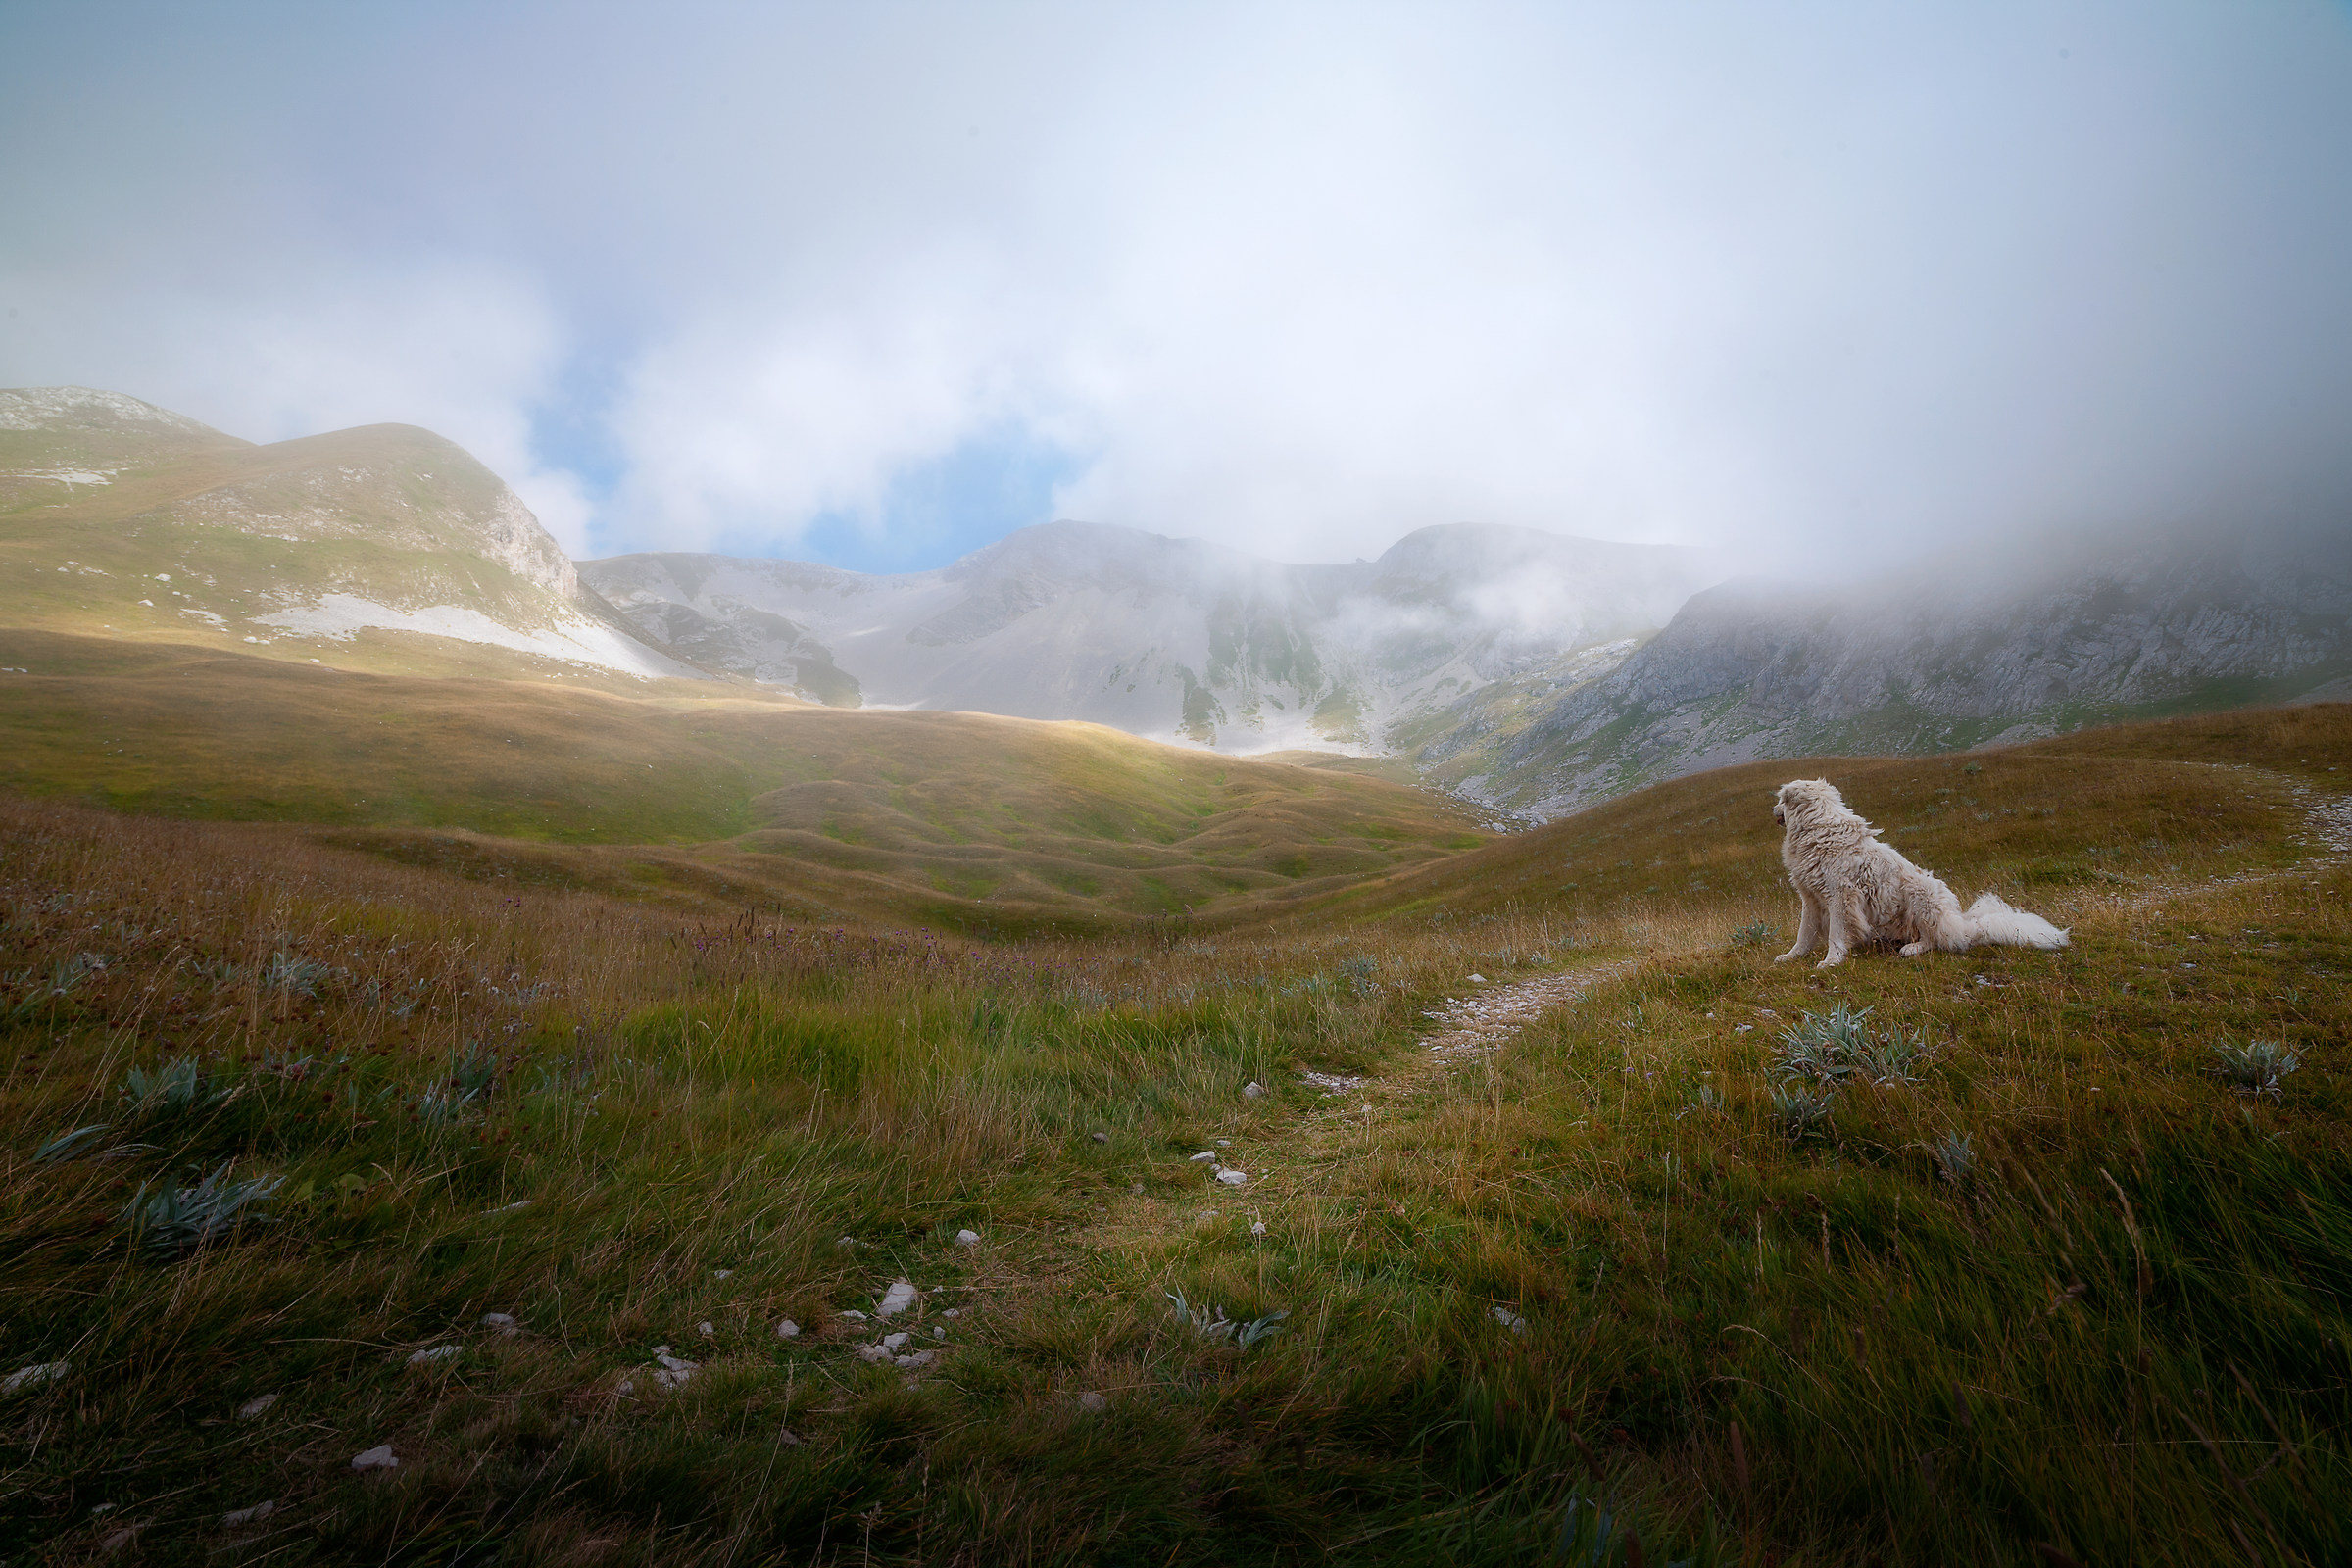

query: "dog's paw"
(1772, 951), (1801, 963)
(1816, 955), (1845, 969)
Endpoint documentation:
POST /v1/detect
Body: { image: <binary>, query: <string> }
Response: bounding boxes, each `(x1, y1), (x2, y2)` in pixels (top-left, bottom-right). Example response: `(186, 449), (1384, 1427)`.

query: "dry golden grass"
(0, 703), (2346, 1564)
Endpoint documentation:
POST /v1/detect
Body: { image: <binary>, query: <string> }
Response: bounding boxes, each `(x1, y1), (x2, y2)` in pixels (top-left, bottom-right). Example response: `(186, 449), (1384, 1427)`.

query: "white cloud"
(2, 1), (2348, 572)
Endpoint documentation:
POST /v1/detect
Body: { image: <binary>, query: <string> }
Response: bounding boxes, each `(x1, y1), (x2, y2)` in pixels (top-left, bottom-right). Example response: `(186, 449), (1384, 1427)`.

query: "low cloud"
(2, 2), (2347, 573)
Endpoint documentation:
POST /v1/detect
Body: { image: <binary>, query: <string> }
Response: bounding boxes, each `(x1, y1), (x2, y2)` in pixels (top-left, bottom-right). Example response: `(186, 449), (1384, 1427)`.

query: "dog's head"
(1772, 778), (1843, 827)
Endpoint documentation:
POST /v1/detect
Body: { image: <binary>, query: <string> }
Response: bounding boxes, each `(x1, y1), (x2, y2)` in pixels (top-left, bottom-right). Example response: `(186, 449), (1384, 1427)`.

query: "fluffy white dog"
(1770, 778), (2068, 968)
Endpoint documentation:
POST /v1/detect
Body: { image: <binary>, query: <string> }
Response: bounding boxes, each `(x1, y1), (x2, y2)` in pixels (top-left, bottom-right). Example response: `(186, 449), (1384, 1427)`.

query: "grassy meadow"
(0, 699), (2347, 1564)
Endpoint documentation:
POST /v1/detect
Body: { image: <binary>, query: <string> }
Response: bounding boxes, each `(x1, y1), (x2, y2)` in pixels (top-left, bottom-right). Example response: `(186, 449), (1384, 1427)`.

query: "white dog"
(1770, 778), (2068, 968)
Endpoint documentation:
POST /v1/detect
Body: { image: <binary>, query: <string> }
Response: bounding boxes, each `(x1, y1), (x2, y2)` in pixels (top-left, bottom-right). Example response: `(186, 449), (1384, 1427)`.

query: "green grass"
(0, 630), (1488, 933)
(1, 704), (2348, 1563)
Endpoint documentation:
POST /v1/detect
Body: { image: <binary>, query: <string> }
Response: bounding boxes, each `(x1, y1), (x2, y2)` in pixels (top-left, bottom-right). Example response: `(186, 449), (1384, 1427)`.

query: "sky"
(3, 2), (2349, 577)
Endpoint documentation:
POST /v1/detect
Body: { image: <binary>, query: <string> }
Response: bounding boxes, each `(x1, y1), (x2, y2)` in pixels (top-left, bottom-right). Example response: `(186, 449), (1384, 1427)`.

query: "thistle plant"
(120, 1165), (283, 1254)
(2212, 1038), (2302, 1099)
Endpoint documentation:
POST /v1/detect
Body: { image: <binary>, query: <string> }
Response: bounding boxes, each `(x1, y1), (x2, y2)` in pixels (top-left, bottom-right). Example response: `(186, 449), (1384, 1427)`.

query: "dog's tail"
(1963, 893), (2069, 951)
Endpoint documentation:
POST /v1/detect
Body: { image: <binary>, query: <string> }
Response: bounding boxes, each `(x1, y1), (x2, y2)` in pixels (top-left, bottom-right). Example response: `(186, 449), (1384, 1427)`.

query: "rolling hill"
(0, 386), (701, 686)
(0, 627), (1488, 932)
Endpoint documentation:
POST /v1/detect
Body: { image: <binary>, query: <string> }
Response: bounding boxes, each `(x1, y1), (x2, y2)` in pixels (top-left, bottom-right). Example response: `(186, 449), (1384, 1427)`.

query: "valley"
(4, 384), (2349, 1563)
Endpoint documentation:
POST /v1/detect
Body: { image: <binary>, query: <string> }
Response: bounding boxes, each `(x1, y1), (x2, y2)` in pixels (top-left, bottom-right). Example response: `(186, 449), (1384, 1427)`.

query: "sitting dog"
(1770, 778), (2068, 967)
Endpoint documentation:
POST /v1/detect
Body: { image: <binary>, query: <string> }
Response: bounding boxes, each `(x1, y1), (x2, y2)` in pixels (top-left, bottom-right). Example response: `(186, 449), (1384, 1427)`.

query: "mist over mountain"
(1450, 522), (2352, 816)
(580, 523), (1712, 751)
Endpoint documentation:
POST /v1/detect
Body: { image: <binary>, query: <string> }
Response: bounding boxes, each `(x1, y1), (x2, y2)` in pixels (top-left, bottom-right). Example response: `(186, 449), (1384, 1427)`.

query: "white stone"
(1091, 1131), (1109, 1142)
(1216, 1169), (1247, 1186)
(221, 1500), (275, 1528)
(236, 1393), (277, 1419)
(479, 1313), (518, 1335)
(1490, 1306), (1529, 1335)
(777, 1319), (801, 1339)
(779, 1429), (805, 1446)
(942, 1308), (960, 1319)
(698, 1321), (714, 1338)
(955, 1228), (981, 1247)
(616, 1380), (635, 1396)
(840, 1309), (868, 1321)
(351, 1446), (398, 1471)
(406, 1345), (460, 1366)
(932, 1325), (946, 1339)
(882, 1332), (909, 1350)
(876, 1280), (919, 1318)
(1243, 1082), (1266, 1099)
(858, 1344), (893, 1363)
(2, 1360), (68, 1395)
(1250, 1221), (1267, 1237)
(652, 1367), (693, 1390)
(1076, 1391), (1107, 1412)
(1188, 1151), (1216, 1162)
(1469, 974), (1486, 983)
(712, 1269), (733, 1279)
(895, 1349), (935, 1368)
(653, 1348), (698, 1373)
(1215, 1139), (1231, 1148)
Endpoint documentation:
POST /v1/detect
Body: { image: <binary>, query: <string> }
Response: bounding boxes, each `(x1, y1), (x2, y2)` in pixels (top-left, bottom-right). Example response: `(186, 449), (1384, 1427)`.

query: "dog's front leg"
(1817, 893), (1854, 968)
(1775, 889), (1822, 962)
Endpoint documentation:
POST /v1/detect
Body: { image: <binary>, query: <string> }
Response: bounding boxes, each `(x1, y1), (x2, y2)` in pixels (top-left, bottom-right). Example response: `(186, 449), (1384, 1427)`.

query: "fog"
(3, 2), (2348, 577)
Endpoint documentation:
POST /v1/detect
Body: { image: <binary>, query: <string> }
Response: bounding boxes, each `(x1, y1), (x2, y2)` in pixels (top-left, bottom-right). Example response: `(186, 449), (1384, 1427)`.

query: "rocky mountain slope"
(0, 387), (699, 683)
(1453, 524), (2352, 817)
(581, 522), (1712, 750)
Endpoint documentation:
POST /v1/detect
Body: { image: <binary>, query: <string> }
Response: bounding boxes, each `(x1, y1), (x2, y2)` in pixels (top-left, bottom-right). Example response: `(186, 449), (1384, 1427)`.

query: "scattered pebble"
(235, 1393), (277, 1419)
(1188, 1151), (1216, 1162)
(1243, 1081), (1266, 1099)
(1298, 1070), (1364, 1092)
(406, 1345), (460, 1366)
(101, 1528), (135, 1554)
(351, 1446), (399, 1471)
(882, 1332), (909, 1350)
(1130, 1182), (1145, 1195)
(779, 1429), (805, 1447)
(835, 1236), (858, 1250)
(698, 1321), (714, 1338)
(858, 1344), (893, 1363)
(712, 1269), (733, 1279)
(876, 1280), (919, 1318)
(955, 1228), (981, 1247)
(895, 1349), (936, 1368)
(1216, 1169), (1248, 1186)
(221, 1500), (275, 1528)
(932, 1325), (946, 1339)
(840, 1309), (869, 1322)
(1214, 1139), (1231, 1148)
(617, 1380), (635, 1396)
(777, 1319), (802, 1339)
(484, 1200), (532, 1214)
(1091, 1131), (1109, 1143)
(943, 1308), (960, 1319)
(1076, 1391), (1107, 1412)
(2, 1360), (69, 1395)
(480, 1313), (518, 1335)
(651, 1346), (699, 1388)
(1491, 1306), (1529, 1335)
(1250, 1221), (1267, 1237)
(1468, 974), (1487, 983)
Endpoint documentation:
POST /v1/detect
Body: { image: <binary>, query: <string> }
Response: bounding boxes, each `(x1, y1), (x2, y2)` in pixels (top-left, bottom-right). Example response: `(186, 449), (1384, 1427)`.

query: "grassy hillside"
(0, 703), (2344, 1563)
(0, 630), (1487, 932)
(1, 406), (679, 687)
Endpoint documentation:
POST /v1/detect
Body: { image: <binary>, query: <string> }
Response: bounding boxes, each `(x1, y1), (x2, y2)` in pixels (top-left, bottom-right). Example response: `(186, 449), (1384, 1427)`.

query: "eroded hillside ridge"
(0, 387), (696, 681)
(1469, 526), (2352, 817)
(581, 521), (1715, 748)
